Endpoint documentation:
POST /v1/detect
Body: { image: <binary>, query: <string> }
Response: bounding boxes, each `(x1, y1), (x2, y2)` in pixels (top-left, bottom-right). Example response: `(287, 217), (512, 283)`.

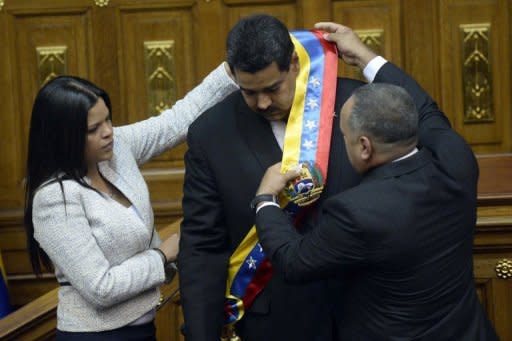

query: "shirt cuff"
(363, 56), (388, 83)
(255, 201), (281, 214)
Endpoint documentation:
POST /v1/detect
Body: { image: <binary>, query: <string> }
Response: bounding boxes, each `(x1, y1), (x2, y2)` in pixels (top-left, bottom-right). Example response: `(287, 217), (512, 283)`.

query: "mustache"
(256, 107), (277, 116)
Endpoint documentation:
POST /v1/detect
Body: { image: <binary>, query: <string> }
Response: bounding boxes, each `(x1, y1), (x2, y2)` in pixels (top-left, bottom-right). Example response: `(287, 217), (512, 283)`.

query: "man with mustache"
(179, 14), (377, 341)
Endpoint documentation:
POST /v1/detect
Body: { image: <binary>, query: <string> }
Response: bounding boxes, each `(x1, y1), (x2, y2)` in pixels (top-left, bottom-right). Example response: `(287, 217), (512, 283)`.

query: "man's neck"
(382, 145), (416, 163)
(371, 144), (418, 168)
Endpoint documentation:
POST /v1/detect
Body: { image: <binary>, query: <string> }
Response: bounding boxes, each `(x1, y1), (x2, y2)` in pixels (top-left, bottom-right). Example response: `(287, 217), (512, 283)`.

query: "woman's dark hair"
(24, 76), (112, 275)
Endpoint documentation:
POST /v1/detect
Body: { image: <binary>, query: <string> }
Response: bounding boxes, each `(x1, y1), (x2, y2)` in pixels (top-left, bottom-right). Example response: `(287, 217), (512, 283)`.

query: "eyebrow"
(239, 80), (284, 93)
(88, 111), (110, 128)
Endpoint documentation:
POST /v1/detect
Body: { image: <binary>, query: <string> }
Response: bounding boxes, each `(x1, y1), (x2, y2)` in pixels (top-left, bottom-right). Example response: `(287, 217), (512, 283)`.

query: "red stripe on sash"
(241, 259), (273, 309)
(312, 30), (338, 179)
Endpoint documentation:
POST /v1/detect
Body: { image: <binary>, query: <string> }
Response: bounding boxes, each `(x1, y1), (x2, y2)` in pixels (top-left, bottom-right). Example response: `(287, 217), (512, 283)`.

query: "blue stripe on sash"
(291, 30), (327, 163)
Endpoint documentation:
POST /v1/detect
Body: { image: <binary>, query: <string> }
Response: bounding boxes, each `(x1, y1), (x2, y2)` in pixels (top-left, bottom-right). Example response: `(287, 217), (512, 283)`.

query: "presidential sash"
(222, 30), (338, 338)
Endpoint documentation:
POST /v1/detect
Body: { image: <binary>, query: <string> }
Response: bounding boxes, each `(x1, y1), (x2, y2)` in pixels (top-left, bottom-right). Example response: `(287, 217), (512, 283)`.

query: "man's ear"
(359, 135), (373, 161)
(291, 52), (299, 71)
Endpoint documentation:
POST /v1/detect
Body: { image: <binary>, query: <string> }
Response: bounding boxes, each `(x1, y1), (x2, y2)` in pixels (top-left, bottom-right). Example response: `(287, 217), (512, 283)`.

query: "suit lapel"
(235, 94), (282, 171)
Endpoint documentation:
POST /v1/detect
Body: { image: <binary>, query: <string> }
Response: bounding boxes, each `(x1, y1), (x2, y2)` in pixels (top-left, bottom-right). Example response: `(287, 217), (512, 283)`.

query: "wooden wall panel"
(402, 0), (441, 103)
(0, 11), (18, 197)
(223, 1), (299, 31)
(298, 0), (331, 27)
(489, 279), (512, 340)
(439, 0), (511, 153)
(88, 5), (121, 124)
(147, 169), (188, 225)
(475, 152), (512, 338)
(194, 0), (226, 79)
(0, 6), (93, 209)
(332, 0), (402, 79)
(475, 277), (493, 319)
(474, 253), (512, 340)
(477, 154), (512, 199)
(118, 4), (195, 164)
(0, 227), (31, 275)
(7, 276), (58, 307)
(116, 2), (197, 220)
(11, 10), (92, 169)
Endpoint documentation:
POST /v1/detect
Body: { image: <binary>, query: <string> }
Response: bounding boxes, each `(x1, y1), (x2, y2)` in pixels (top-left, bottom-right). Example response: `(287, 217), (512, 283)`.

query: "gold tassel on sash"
(221, 324), (241, 341)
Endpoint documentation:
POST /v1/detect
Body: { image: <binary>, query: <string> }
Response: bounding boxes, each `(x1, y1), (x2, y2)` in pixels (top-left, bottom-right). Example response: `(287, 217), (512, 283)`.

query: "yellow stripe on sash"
(281, 35), (311, 173)
(226, 227), (258, 292)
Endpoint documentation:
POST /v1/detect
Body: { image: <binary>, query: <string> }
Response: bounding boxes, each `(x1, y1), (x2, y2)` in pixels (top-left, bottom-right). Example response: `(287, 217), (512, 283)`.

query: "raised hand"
(315, 22), (377, 69)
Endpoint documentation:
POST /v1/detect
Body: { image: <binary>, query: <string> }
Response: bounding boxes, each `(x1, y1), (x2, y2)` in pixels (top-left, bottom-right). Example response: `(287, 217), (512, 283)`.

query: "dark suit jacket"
(256, 63), (498, 340)
(179, 77), (364, 341)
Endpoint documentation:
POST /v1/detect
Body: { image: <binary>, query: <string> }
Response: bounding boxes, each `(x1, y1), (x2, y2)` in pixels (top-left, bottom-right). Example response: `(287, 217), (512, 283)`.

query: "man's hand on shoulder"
(315, 22), (377, 69)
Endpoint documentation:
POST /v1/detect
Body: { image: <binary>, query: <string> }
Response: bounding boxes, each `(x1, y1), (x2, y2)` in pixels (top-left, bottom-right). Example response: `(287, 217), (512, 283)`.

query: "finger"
(314, 22), (340, 32)
(322, 32), (336, 42)
(272, 162), (282, 169)
(283, 167), (301, 181)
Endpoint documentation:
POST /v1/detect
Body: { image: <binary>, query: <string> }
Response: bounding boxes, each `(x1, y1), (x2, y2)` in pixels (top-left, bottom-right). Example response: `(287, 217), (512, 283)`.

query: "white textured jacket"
(32, 64), (237, 332)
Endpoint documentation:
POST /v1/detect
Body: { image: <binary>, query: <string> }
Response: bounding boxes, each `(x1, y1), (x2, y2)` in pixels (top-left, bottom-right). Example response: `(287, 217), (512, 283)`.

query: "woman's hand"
(159, 233), (180, 262)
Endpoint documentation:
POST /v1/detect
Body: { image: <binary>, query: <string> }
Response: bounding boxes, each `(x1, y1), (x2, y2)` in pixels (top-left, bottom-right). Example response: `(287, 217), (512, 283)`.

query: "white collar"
(392, 147), (419, 162)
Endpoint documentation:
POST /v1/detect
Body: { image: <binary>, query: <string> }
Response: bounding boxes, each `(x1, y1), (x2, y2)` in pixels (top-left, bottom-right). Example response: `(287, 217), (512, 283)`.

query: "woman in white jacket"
(24, 63), (237, 340)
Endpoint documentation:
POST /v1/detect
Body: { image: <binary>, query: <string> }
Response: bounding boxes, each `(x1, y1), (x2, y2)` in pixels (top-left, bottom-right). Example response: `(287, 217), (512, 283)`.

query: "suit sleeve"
(178, 127), (230, 340)
(374, 63), (478, 186)
(255, 199), (366, 283)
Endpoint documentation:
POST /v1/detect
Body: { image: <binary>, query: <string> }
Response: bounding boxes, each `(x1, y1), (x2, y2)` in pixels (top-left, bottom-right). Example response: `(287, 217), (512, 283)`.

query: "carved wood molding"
(476, 154), (512, 204)
(144, 40), (177, 116)
(36, 46), (67, 87)
(461, 23), (493, 123)
(474, 215), (512, 253)
(94, 0), (109, 7)
(356, 29), (384, 57)
(495, 259), (512, 279)
(0, 209), (23, 227)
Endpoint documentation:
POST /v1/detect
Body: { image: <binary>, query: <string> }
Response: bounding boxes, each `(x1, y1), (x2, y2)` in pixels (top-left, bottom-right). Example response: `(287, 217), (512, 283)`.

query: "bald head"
(350, 83), (418, 146)
(340, 83), (419, 173)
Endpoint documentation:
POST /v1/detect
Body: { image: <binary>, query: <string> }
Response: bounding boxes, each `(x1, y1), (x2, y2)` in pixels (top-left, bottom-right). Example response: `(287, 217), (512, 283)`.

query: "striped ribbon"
(223, 30), (338, 327)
